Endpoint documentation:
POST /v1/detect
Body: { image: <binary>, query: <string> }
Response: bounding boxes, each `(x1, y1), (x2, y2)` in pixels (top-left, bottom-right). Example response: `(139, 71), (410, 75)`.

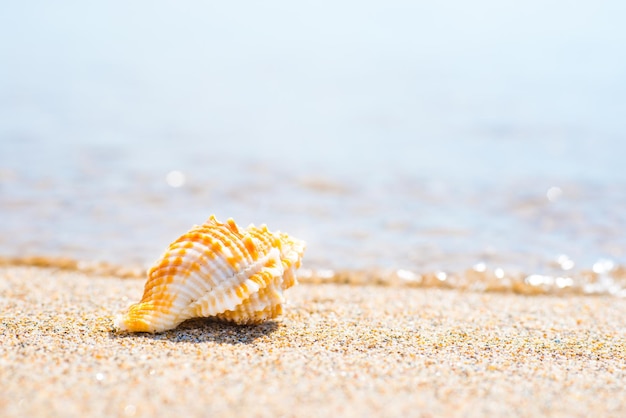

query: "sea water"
(1, 1), (625, 295)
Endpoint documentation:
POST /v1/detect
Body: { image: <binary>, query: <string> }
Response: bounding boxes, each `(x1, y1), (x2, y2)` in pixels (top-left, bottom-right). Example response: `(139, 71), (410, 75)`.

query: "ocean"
(1, 1), (625, 296)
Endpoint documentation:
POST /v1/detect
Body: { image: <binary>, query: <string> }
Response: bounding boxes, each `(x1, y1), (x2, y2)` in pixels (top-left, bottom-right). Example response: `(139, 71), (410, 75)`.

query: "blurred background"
(1, 1), (625, 278)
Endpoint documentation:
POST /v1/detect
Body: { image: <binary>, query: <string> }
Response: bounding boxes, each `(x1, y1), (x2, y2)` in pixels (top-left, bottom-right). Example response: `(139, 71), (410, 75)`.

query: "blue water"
(1, 1), (625, 285)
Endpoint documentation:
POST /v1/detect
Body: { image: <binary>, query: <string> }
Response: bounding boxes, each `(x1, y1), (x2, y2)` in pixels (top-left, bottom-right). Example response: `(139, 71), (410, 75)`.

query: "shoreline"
(1, 266), (625, 417)
(1, 254), (625, 298)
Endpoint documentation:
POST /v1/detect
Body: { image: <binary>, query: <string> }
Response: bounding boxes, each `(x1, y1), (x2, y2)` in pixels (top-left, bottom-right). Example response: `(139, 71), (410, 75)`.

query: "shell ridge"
(161, 227), (275, 318)
(214, 250), (286, 323)
(216, 280), (285, 324)
(276, 234), (305, 289)
(185, 234), (270, 299)
(197, 226), (250, 276)
(147, 238), (221, 278)
(117, 302), (186, 333)
(179, 239), (237, 288)
(203, 218), (252, 261)
(184, 229), (238, 282)
(244, 226), (274, 251)
(186, 247), (281, 316)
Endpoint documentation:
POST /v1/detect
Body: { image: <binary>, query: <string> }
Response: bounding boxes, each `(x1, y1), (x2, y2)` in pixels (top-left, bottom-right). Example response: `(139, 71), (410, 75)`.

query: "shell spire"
(115, 216), (305, 333)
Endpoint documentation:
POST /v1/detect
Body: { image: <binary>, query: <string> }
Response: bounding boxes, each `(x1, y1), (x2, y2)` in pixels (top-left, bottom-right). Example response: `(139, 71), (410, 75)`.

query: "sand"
(1, 266), (625, 417)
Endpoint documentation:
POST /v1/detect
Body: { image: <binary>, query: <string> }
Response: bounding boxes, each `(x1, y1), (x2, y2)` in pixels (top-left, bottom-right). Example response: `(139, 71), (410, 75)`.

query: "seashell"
(115, 215), (305, 333)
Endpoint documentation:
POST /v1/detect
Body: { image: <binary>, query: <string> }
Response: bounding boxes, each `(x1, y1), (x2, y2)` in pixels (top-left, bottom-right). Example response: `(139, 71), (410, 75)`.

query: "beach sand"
(1, 266), (625, 417)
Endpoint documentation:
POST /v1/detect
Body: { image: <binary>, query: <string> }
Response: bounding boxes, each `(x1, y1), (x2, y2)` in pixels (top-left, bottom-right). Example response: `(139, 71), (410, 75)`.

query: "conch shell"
(115, 216), (305, 333)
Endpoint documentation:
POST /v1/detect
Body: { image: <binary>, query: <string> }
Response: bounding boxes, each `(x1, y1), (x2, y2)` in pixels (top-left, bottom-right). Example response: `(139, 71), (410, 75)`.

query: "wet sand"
(1, 266), (625, 417)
